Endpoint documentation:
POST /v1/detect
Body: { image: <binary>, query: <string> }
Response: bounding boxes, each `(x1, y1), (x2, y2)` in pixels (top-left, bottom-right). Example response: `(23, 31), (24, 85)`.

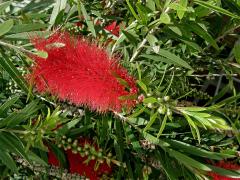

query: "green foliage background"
(0, 0), (239, 179)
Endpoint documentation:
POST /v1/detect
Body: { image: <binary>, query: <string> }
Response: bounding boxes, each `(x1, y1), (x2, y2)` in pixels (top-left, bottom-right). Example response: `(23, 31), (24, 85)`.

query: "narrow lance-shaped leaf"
(194, 0), (240, 19)
(144, 111), (158, 132)
(0, 55), (29, 94)
(0, 149), (17, 172)
(79, 1), (96, 37)
(0, 19), (14, 37)
(187, 22), (219, 50)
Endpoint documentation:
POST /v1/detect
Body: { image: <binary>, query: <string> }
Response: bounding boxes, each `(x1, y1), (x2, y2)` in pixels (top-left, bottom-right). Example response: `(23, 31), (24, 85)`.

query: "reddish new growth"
(29, 33), (137, 112)
(48, 138), (112, 180)
(208, 160), (240, 180)
(104, 21), (120, 37)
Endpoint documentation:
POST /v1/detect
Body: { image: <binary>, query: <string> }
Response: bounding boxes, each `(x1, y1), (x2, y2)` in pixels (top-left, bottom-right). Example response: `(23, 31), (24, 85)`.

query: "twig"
(188, 73), (238, 77)
(14, 156), (87, 179)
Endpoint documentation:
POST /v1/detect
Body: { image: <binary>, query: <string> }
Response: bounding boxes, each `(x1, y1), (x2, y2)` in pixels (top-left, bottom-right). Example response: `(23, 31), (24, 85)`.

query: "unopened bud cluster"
(143, 94), (175, 118)
(57, 136), (108, 164)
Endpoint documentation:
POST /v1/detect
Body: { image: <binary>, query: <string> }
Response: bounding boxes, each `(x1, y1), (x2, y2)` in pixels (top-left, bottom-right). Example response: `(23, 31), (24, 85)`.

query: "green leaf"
(179, 107), (207, 112)
(126, 0), (140, 21)
(119, 94), (137, 101)
(79, 1), (96, 37)
(157, 114), (168, 138)
(136, 3), (149, 25)
(0, 132), (28, 163)
(128, 106), (146, 118)
(168, 2), (187, 11)
(142, 131), (170, 147)
(136, 80), (147, 94)
(49, 0), (67, 27)
(0, 55), (29, 94)
(207, 165), (240, 178)
(34, 50), (48, 59)
(0, 19), (14, 37)
(143, 97), (157, 104)
(28, 151), (48, 166)
(0, 1), (11, 14)
(128, 117), (148, 126)
(160, 12), (171, 24)
(0, 100), (40, 128)
(0, 149), (17, 172)
(124, 124), (143, 154)
(3, 132), (29, 162)
(168, 148), (211, 171)
(182, 113), (201, 143)
(48, 143), (67, 168)
(69, 123), (95, 137)
(143, 111), (158, 132)
(122, 30), (138, 45)
(215, 94), (240, 107)
(155, 151), (179, 180)
(165, 139), (234, 160)
(8, 23), (48, 34)
(3, 31), (51, 40)
(187, 22), (219, 50)
(158, 49), (192, 69)
(0, 96), (19, 116)
(142, 50), (192, 69)
(233, 41), (240, 64)
(177, 0), (188, 19)
(194, 0), (240, 19)
(57, 118), (81, 135)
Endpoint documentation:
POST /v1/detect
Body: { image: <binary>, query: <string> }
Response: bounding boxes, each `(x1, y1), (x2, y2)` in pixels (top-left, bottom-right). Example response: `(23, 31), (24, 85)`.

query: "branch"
(14, 156), (86, 179)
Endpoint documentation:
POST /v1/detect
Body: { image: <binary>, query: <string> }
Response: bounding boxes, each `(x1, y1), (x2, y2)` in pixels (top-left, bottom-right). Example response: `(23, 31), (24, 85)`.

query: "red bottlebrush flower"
(66, 150), (112, 180)
(66, 138), (112, 179)
(29, 32), (138, 112)
(48, 148), (61, 167)
(104, 21), (120, 37)
(208, 160), (240, 180)
(47, 138), (112, 180)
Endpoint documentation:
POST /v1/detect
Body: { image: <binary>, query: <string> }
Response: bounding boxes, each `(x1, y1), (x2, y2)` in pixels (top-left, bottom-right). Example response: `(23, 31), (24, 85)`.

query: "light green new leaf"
(160, 12), (171, 24)
(177, 0), (188, 19)
(143, 97), (157, 104)
(0, 19), (14, 37)
(183, 113), (201, 143)
(0, 1), (11, 14)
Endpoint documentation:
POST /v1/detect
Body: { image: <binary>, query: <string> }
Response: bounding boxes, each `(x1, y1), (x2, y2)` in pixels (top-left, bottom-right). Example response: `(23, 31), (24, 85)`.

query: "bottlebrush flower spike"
(48, 138), (112, 180)
(29, 32), (138, 112)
